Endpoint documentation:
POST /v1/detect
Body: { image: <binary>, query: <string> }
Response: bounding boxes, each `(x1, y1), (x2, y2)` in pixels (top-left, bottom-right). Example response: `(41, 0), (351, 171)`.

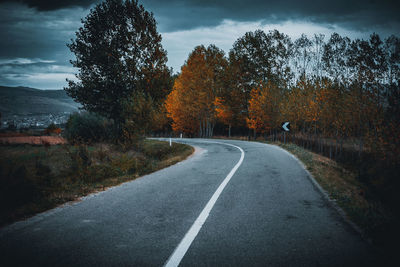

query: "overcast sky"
(0, 0), (399, 89)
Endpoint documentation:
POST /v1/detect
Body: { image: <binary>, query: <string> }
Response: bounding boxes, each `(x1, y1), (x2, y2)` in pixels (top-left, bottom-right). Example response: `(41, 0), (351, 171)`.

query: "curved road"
(0, 139), (378, 266)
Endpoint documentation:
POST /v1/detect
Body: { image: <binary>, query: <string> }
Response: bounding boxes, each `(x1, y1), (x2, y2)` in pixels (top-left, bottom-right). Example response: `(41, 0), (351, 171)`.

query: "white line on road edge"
(164, 142), (245, 267)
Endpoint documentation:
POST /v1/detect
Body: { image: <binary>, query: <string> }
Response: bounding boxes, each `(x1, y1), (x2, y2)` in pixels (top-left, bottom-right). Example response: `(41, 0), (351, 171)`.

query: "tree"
(230, 30), (294, 87)
(322, 33), (351, 84)
(65, 0), (171, 137)
(214, 97), (234, 137)
(165, 45), (227, 137)
(228, 30), (293, 129)
(311, 34), (325, 79)
(268, 30), (294, 86)
(385, 35), (400, 84)
(293, 34), (313, 79)
(165, 81), (198, 135)
(213, 56), (248, 136)
(247, 85), (270, 136)
(122, 91), (157, 142)
(247, 81), (283, 137)
(230, 30), (272, 88)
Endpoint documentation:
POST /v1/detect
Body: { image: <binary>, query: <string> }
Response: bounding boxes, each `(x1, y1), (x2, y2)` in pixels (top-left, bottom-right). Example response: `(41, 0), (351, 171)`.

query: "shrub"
(63, 143), (92, 181)
(141, 142), (172, 160)
(44, 123), (62, 135)
(0, 161), (40, 208)
(64, 112), (113, 143)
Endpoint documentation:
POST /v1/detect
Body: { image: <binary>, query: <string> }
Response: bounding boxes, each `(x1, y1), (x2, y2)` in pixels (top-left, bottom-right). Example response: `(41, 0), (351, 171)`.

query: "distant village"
(0, 112), (72, 130)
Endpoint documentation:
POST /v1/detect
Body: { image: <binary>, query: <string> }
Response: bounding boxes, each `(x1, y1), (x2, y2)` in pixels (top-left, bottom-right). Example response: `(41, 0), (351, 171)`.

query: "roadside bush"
(141, 142), (173, 160)
(64, 112), (113, 143)
(87, 164), (122, 183)
(63, 143), (92, 180)
(44, 123), (62, 135)
(141, 140), (189, 161)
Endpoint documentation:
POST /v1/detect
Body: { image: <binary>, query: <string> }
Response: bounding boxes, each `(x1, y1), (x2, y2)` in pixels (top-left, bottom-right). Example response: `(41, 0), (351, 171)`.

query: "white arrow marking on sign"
(282, 122), (290, 131)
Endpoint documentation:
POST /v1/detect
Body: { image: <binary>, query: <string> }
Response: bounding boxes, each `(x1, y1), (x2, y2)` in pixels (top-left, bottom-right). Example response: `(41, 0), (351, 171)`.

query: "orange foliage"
(247, 85), (271, 134)
(246, 81), (284, 134)
(214, 97), (233, 125)
(165, 45), (226, 136)
(44, 127), (62, 135)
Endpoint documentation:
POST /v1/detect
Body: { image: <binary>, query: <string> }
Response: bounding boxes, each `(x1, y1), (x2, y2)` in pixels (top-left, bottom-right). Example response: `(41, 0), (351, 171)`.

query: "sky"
(0, 0), (399, 89)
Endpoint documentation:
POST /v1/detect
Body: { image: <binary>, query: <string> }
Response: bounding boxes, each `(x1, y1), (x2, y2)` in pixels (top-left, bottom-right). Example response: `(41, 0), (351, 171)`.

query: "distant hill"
(0, 86), (81, 117)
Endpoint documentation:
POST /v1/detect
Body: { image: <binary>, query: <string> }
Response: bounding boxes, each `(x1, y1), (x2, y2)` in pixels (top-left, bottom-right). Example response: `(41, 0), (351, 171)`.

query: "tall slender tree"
(165, 45), (227, 137)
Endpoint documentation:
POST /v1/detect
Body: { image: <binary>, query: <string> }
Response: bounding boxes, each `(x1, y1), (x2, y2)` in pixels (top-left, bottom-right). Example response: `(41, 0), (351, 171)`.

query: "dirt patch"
(0, 136), (67, 145)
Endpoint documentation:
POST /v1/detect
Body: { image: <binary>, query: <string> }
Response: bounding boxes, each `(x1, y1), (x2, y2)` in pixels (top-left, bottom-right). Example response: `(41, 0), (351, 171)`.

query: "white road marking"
(164, 142), (245, 267)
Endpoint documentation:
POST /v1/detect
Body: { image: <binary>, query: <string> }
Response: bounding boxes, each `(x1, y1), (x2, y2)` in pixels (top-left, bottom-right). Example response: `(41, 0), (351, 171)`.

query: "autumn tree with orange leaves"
(247, 85), (270, 136)
(165, 30), (399, 174)
(165, 45), (227, 137)
(247, 81), (284, 136)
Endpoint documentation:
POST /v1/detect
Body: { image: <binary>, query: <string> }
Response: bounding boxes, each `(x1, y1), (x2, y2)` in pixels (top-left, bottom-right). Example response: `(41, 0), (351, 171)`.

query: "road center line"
(164, 141), (245, 267)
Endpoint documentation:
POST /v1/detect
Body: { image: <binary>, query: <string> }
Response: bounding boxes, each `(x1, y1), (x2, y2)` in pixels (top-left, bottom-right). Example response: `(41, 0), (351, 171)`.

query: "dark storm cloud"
(0, 2), (90, 59)
(0, 0), (97, 10)
(0, 0), (399, 88)
(2, 0), (399, 33)
(0, 2), (84, 88)
(141, 0), (400, 33)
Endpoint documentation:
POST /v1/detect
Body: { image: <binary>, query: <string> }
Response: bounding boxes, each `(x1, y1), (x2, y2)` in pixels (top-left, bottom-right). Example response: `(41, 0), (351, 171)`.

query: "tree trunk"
(335, 129), (338, 160)
(340, 138), (343, 158)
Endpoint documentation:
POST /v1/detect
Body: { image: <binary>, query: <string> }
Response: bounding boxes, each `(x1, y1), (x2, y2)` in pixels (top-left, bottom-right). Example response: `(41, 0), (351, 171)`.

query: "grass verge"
(266, 141), (397, 260)
(0, 139), (193, 227)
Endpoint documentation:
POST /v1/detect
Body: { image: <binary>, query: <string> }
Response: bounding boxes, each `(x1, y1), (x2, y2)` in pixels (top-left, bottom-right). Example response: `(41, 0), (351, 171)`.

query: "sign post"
(281, 122), (290, 144)
(282, 122), (290, 132)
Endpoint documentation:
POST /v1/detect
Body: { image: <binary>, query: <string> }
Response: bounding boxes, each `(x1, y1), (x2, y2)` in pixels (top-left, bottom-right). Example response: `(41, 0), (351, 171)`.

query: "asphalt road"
(0, 139), (379, 266)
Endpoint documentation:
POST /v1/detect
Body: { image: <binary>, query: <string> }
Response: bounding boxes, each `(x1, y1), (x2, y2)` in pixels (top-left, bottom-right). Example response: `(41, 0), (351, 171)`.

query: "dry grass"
(0, 140), (193, 227)
(267, 141), (394, 255)
(0, 136), (66, 145)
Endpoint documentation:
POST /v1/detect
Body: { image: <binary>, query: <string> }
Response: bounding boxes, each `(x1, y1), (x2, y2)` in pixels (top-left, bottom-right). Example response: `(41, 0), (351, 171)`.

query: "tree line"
(165, 30), (400, 162)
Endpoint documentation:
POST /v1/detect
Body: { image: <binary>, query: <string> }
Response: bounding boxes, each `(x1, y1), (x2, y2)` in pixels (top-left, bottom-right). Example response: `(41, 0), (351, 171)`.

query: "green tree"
(322, 33), (351, 84)
(228, 30), (293, 124)
(122, 91), (157, 139)
(65, 0), (171, 137)
(293, 34), (313, 79)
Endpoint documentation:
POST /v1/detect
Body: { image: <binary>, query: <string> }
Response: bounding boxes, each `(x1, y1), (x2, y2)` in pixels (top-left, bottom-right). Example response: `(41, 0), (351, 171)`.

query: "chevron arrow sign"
(282, 122), (290, 132)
